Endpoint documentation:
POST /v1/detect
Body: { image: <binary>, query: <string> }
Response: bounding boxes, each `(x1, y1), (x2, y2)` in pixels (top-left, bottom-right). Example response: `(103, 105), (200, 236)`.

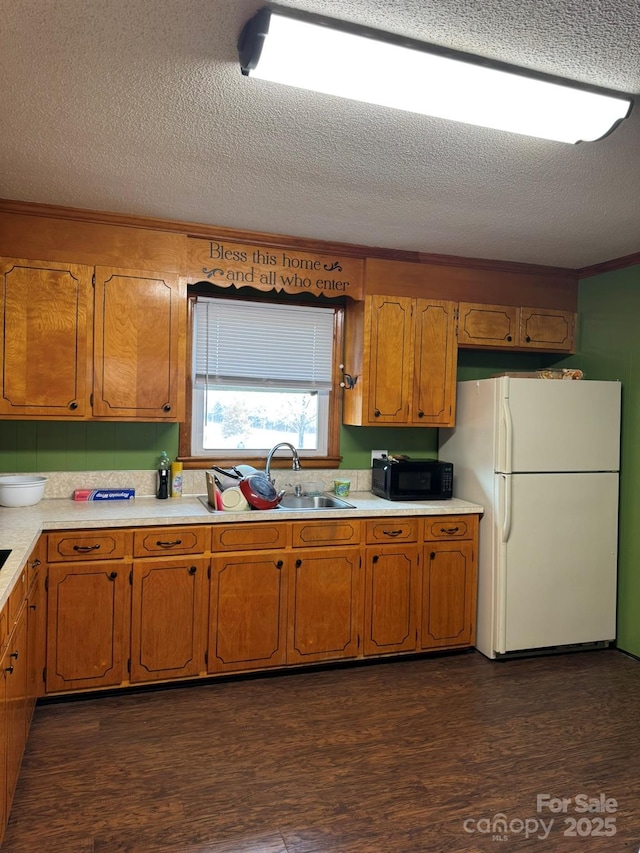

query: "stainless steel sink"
(277, 494), (355, 510)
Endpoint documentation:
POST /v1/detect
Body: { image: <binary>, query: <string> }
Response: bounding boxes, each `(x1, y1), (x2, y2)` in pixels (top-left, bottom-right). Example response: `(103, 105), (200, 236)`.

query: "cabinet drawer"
(292, 519), (361, 548)
(7, 569), (27, 628)
(48, 529), (131, 561)
(134, 526), (210, 557)
(212, 522), (289, 552)
(424, 515), (478, 541)
(365, 518), (419, 544)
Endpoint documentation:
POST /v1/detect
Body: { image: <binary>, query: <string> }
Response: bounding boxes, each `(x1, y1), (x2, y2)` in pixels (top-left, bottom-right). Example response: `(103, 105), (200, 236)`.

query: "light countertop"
(0, 492), (483, 608)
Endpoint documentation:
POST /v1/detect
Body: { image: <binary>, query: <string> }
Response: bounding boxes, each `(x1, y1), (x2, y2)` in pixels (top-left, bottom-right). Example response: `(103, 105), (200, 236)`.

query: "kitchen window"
(181, 294), (343, 466)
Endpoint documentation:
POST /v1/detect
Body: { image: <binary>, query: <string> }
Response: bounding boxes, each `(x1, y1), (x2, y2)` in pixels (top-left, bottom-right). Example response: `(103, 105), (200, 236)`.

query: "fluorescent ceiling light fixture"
(238, 6), (633, 144)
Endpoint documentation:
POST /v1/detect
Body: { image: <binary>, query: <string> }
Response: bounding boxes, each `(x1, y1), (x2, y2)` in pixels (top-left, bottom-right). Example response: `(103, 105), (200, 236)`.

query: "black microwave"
(371, 458), (453, 501)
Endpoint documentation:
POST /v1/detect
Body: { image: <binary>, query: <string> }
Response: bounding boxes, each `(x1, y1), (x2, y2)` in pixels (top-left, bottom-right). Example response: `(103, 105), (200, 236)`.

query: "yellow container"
(170, 461), (183, 498)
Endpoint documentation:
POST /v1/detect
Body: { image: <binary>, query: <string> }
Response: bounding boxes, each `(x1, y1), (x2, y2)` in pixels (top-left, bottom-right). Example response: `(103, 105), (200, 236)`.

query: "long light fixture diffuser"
(238, 6), (633, 143)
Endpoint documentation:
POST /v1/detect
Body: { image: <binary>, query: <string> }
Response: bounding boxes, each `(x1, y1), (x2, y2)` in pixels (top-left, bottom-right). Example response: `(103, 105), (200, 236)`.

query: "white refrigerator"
(439, 377), (621, 659)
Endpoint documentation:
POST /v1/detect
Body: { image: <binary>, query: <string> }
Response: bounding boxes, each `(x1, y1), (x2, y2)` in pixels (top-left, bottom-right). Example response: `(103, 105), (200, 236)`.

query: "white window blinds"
(193, 297), (335, 389)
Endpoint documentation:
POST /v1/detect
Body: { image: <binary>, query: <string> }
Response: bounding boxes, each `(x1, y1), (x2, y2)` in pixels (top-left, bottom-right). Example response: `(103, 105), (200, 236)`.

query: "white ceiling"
(2, 0), (640, 269)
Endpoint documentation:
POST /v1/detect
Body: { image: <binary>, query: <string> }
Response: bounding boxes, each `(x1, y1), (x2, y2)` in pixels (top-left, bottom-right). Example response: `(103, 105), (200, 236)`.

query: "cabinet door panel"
(209, 554), (287, 673)
(0, 258), (92, 417)
(367, 295), (413, 423)
(46, 561), (128, 692)
(287, 549), (361, 663)
(4, 610), (28, 816)
(130, 558), (206, 683)
(364, 547), (418, 655)
(421, 542), (476, 649)
(93, 267), (185, 420)
(519, 307), (575, 351)
(412, 299), (457, 426)
(457, 302), (519, 348)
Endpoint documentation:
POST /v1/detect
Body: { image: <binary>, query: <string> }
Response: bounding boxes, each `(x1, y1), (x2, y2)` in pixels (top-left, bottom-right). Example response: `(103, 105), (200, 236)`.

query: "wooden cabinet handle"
(440, 526), (460, 534)
(188, 566), (197, 575)
(155, 539), (182, 548)
(382, 529), (403, 537)
(73, 543), (101, 552)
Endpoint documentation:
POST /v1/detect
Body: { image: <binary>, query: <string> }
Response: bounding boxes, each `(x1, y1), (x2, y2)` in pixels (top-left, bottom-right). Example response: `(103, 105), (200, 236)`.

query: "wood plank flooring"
(3, 649), (640, 852)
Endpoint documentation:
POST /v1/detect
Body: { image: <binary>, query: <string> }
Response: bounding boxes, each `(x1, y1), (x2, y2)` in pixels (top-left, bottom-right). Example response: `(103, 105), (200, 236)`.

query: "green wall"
(556, 265), (640, 657)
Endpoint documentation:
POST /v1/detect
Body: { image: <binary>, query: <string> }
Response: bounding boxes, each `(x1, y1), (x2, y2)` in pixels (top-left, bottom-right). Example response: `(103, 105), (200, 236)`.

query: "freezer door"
(495, 471), (618, 654)
(498, 378), (621, 473)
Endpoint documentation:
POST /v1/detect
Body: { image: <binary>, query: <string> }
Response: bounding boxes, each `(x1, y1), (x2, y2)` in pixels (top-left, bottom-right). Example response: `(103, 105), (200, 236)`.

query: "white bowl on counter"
(0, 475), (48, 507)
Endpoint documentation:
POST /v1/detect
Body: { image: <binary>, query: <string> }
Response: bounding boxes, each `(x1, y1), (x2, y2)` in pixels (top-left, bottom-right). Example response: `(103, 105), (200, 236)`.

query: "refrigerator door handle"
(501, 473), (512, 543)
(502, 398), (513, 474)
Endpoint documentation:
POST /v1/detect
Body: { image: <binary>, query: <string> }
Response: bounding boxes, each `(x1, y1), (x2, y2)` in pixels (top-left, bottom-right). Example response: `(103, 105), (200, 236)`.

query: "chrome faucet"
(265, 442), (300, 483)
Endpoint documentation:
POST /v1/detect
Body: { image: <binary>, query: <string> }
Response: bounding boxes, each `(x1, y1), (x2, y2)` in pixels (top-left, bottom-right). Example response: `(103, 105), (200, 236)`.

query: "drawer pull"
(30, 558), (41, 569)
(440, 526), (460, 535)
(73, 544), (101, 553)
(155, 539), (182, 548)
(5, 665), (13, 675)
(382, 529), (403, 537)
(10, 651), (18, 660)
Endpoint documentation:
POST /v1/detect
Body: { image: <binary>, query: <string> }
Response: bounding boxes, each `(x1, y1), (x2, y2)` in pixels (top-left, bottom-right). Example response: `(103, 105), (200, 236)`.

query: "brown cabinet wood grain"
(0, 258), (92, 418)
(209, 552), (288, 673)
(130, 557), (206, 683)
(133, 526), (210, 558)
(421, 540), (477, 650)
(458, 301), (575, 352)
(92, 266), (186, 420)
(287, 548), (362, 664)
(3, 606), (28, 820)
(47, 529), (132, 562)
(46, 560), (129, 692)
(363, 545), (419, 656)
(343, 295), (457, 427)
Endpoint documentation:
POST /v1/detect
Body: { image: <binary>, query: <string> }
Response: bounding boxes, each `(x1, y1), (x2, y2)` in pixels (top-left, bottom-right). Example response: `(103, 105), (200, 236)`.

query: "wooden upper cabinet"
(519, 307), (575, 351)
(458, 302), (575, 353)
(92, 267), (186, 420)
(342, 294), (457, 427)
(0, 258), (92, 417)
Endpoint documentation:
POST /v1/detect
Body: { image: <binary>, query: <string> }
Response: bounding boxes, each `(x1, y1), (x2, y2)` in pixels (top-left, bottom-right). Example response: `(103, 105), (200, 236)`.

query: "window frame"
(178, 292), (344, 470)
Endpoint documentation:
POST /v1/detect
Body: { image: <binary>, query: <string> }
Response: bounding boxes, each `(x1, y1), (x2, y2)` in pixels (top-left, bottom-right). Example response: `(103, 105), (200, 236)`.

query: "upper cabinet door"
(411, 299), (457, 427)
(457, 302), (519, 348)
(366, 295), (414, 424)
(519, 307), (575, 352)
(92, 267), (186, 420)
(0, 258), (92, 418)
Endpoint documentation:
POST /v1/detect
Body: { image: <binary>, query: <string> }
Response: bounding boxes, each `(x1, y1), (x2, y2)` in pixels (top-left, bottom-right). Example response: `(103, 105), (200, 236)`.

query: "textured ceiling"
(1, 0), (640, 268)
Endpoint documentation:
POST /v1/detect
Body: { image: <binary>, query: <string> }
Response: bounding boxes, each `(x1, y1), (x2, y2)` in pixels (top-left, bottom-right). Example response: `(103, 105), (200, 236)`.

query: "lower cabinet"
(3, 602), (28, 828)
(287, 548), (362, 664)
(421, 516), (478, 650)
(130, 557), (207, 683)
(209, 552), (288, 673)
(46, 560), (129, 692)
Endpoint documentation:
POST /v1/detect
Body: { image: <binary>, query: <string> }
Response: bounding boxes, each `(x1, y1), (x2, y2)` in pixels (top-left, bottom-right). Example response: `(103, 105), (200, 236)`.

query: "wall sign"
(187, 239), (363, 299)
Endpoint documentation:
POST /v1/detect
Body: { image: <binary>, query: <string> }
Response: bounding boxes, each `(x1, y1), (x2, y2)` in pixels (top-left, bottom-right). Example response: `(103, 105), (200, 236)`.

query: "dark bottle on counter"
(156, 450), (171, 499)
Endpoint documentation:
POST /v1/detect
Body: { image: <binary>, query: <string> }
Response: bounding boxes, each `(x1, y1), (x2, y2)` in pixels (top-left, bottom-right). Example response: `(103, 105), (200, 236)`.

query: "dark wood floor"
(3, 649), (640, 852)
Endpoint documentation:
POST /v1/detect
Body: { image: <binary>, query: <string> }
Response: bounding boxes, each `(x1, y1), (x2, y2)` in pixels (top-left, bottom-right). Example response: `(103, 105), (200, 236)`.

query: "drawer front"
(424, 515), (478, 541)
(292, 519), (361, 548)
(212, 522), (289, 552)
(365, 518), (419, 545)
(133, 526), (210, 557)
(48, 529), (131, 562)
(7, 568), (27, 627)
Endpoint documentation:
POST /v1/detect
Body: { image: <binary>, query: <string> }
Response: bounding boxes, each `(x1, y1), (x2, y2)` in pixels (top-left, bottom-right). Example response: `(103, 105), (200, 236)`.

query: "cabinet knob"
(506, 335), (512, 342)
(295, 559), (302, 568)
(525, 335), (531, 342)
(430, 551), (436, 560)
(417, 410), (424, 418)
(108, 571), (118, 580)
(162, 403), (172, 412)
(188, 566), (197, 575)
(374, 409), (381, 417)
(68, 401), (78, 410)
(276, 560), (283, 569)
